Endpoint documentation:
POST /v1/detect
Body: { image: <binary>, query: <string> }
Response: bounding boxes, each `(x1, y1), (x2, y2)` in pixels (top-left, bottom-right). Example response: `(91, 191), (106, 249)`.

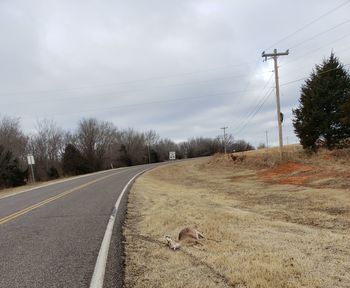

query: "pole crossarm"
(262, 49), (289, 61)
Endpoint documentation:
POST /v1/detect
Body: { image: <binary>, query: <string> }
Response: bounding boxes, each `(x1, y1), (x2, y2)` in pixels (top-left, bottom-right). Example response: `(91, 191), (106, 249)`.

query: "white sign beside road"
(27, 154), (35, 165)
(169, 151), (176, 160)
(27, 154), (36, 183)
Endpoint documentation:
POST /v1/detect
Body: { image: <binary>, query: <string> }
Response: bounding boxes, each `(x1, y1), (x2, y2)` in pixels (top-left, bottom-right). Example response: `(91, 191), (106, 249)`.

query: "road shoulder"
(123, 156), (350, 287)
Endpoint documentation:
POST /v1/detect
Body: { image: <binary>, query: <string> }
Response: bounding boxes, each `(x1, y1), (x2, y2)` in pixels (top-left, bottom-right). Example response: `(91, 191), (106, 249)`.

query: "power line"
(0, 63), (255, 97)
(19, 88), (262, 118)
(233, 74), (273, 125)
(2, 71), (275, 106)
(14, 59), (349, 130)
(1, 73), (244, 104)
(226, 58), (271, 112)
(337, 45), (350, 54)
(265, 0), (350, 50)
(231, 73), (274, 132)
(282, 32), (350, 66)
(234, 88), (274, 136)
(232, 52), (341, 138)
(280, 63), (350, 87)
(289, 18), (350, 50)
(1, 67), (274, 106)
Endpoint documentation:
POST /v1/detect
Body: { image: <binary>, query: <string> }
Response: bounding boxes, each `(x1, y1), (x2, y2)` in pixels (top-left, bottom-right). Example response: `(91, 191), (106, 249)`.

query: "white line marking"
(0, 168), (129, 200)
(89, 168), (149, 288)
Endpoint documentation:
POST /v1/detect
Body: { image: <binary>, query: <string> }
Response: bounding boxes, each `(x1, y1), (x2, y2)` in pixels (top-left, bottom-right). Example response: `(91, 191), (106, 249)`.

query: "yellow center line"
(0, 171), (123, 226)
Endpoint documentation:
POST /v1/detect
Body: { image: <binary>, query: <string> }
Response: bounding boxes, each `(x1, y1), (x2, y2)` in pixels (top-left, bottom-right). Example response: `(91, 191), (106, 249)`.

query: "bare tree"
(257, 143), (266, 149)
(76, 118), (117, 171)
(144, 130), (159, 163)
(232, 140), (255, 152)
(0, 116), (28, 162)
(29, 119), (65, 179)
(182, 137), (220, 158)
(155, 138), (178, 161)
(218, 133), (234, 153)
(117, 128), (146, 166)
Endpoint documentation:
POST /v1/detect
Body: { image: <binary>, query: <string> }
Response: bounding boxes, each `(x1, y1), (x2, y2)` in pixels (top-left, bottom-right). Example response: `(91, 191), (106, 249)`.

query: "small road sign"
(27, 154), (35, 165)
(169, 151), (176, 160)
(27, 154), (36, 183)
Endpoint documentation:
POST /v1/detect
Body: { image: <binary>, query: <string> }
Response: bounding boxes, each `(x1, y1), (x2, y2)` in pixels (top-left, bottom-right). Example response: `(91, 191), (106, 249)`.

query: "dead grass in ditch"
(124, 151), (350, 288)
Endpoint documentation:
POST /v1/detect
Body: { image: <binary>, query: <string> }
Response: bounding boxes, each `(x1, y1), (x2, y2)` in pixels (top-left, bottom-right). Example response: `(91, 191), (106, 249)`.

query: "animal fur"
(165, 227), (204, 250)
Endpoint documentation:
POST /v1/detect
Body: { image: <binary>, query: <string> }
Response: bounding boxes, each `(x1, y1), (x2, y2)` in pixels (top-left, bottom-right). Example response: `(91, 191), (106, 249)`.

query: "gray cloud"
(1, 0), (349, 146)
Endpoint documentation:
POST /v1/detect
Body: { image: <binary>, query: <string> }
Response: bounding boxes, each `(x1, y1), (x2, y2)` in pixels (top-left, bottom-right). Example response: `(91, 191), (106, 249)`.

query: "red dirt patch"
(258, 162), (318, 186)
(279, 175), (312, 185)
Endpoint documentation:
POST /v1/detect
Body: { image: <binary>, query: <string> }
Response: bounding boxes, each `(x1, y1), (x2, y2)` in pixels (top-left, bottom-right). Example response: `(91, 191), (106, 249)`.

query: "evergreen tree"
(0, 145), (27, 187)
(293, 53), (350, 150)
(341, 95), (350, 127)
(62, 144), (89, 176)
(116, 144), (132, 167)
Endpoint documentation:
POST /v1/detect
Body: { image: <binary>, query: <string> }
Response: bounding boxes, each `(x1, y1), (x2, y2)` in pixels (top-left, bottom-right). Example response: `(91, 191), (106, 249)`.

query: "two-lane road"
(0, 165), (152, 288)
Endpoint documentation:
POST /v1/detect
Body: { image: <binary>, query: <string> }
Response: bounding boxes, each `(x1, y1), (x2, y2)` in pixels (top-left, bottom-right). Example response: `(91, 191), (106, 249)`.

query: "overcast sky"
(1, 0), (350, 147)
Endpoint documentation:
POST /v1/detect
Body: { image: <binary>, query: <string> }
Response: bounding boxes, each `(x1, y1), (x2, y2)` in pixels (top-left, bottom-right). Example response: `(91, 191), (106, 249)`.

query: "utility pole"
(262, 49), (289, 160)
(265, 130), (269, 155)
(221, 126), (228, 154)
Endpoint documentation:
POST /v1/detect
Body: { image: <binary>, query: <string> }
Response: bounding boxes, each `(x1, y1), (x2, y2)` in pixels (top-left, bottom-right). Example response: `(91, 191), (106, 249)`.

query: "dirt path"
(124, 156), (350, 288)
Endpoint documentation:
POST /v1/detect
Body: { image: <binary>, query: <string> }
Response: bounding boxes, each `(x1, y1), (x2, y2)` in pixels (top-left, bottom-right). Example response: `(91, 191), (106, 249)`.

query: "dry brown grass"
(124, 152), (350, 288)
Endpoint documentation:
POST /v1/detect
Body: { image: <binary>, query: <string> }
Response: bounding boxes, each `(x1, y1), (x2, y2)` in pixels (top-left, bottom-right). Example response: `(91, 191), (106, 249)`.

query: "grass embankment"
(124, 146), (350, 288)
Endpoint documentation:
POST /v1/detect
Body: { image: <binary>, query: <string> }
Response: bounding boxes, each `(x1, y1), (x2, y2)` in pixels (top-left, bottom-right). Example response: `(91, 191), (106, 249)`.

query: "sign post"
(27, 154), (36, 184)
(169, 151), (176, 161)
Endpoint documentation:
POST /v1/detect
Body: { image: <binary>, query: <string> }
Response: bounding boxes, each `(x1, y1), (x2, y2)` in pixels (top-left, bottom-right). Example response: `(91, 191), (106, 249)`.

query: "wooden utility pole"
(265, 130), (269, 155)
(262, 49), (289, 160)
(221, 126), (228, 154)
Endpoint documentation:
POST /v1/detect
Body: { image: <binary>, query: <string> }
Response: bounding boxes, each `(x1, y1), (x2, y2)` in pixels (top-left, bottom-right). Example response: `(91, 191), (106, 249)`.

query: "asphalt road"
(0, 165), (152, 288)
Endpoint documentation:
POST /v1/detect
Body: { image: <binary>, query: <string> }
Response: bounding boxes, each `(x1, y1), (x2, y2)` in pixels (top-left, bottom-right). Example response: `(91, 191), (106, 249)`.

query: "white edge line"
(89, 168), (149, 288)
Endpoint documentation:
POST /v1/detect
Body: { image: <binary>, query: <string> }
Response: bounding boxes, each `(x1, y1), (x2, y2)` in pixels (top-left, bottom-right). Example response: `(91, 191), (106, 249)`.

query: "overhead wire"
(280, 63), (350, 87)
(279, 33), (350, 67)
(2, 67), (275, 106)
(233, 43), (350, 137)
(2, 73), (251, 106)
(234, 88), (275, 137)
(9, 6), (350, 107)
(289, 18), (350, 50)
(0, 62), (255, 97)
(265, 0), (350, 50)
(8, 2), (350, 134)
(282, 32), (350, 66)
(20, 88), (263, 118)
(231, 73), (274, 134)
(226, 2), (350, 138)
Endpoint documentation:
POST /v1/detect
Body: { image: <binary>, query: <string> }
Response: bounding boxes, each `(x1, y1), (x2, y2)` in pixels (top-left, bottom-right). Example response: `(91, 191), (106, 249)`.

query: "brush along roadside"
(124, 156), (350, 288)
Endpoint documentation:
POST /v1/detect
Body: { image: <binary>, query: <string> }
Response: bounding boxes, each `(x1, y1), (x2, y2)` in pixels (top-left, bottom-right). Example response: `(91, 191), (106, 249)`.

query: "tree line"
(2, 53), (348, 188)
(0, 117), (254, 188)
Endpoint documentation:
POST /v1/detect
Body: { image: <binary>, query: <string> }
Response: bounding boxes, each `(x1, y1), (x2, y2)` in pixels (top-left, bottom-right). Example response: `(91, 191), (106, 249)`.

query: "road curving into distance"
(0, 164), (154, 288)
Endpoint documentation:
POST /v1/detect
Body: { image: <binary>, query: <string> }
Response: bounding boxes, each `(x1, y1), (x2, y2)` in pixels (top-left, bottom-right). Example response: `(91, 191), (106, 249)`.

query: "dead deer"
(165, 227), (204, 250)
